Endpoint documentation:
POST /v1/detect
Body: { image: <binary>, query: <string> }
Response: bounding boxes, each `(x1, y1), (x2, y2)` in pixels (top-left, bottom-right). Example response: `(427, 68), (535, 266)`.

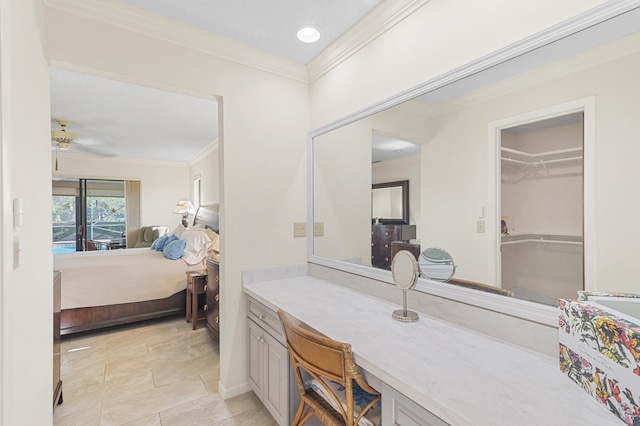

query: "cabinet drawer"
(248, 298), (285, 345)
(382, 383), (449, 426)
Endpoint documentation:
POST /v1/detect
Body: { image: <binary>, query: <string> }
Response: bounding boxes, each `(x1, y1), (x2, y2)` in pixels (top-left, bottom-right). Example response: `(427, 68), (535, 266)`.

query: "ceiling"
(50, 0), (385, 164)
(117, 0), (384, 65)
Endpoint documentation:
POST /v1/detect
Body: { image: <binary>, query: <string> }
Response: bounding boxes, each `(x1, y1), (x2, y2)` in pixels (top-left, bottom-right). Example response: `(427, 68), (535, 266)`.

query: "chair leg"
(292, 402), (309, 426)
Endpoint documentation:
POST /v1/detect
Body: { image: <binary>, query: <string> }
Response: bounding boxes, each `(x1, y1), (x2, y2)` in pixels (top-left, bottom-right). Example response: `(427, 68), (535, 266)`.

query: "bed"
(54, 204), (219, 335)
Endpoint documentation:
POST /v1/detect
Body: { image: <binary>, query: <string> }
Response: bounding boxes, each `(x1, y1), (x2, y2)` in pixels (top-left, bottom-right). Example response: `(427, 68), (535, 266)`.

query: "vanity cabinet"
(246, 297), (297, 426)
(372, 224), (416, 270)
(205, 259), (220, 340)
(382, 383), (449, 426)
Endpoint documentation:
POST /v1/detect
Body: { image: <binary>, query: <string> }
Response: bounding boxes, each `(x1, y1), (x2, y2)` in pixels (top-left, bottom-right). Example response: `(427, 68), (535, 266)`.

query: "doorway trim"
(487, 96), (595, 292)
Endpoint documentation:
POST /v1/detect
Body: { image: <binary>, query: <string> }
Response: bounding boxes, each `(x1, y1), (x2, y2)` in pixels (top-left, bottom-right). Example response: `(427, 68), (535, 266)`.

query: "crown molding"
(307, 0), (431, 82)
(188, 139), (219, 166)
(43, 0), (309, 83)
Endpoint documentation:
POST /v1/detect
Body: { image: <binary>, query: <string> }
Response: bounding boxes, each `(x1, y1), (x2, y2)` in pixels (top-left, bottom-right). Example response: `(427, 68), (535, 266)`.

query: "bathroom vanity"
(244, 268), (620, 425)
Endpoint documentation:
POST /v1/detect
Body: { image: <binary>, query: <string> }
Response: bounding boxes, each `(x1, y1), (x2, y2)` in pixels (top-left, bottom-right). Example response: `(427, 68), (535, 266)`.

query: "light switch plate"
(293, 222), (307, 237)
(314, 222), (324, 236)
(476, 220), (486, 233)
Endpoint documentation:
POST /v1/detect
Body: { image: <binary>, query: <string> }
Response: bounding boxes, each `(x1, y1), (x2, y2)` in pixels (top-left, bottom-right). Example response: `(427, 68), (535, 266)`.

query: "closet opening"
(499, 112), (584, 305)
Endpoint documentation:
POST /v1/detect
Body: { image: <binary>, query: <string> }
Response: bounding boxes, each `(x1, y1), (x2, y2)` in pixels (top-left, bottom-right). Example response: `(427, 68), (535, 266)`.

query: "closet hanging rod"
(500, 146), (582, 158)
(501, 156), (582, 166)
(501, 238), (582, 246)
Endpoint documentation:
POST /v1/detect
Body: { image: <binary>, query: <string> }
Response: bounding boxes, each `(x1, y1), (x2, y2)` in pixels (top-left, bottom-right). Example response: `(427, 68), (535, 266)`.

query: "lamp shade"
(173, 200), (196, 215)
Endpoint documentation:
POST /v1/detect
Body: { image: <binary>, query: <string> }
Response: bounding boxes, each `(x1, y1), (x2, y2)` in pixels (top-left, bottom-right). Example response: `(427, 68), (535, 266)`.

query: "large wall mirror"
(309, 4), (640, 325)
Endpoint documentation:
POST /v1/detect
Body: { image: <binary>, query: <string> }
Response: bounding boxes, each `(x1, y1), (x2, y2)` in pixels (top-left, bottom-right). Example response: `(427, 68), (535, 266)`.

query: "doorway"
(490, 97), (595, 305)
(500, 113), (584, 304)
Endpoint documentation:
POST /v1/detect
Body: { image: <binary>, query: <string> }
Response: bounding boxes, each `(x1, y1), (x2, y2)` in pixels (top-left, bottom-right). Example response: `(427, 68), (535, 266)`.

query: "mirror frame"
(372, 180), (409, 225)
(307, 1), (640, 327)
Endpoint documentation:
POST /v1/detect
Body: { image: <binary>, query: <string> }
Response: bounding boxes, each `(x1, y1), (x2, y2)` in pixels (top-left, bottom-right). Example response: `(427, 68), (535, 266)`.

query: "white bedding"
(54, 248), (203, 309)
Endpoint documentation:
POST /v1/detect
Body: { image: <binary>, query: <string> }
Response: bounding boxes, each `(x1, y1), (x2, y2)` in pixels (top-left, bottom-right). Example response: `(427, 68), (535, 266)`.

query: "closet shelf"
(501, 233), (582, 251)
(501, 145), (583, 181)
(501, 238), (582, 246)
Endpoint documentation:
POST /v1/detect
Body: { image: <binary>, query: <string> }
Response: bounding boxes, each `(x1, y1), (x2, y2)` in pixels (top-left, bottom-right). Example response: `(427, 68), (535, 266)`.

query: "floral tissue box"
(559, 298), (640, 425)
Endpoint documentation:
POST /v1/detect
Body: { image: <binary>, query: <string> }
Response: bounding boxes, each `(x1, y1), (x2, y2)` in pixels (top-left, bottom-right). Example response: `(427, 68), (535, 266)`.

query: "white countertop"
(244, 276), (620, 426)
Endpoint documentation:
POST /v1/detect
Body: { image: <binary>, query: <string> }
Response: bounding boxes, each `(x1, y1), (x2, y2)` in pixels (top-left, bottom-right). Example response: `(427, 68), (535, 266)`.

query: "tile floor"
(53, 315), (278, 426)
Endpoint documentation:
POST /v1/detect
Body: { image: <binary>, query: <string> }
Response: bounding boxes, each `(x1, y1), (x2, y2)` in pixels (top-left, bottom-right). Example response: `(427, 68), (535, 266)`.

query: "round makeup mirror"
(418, 247), (456, 282)
(391, 250), (419, 322)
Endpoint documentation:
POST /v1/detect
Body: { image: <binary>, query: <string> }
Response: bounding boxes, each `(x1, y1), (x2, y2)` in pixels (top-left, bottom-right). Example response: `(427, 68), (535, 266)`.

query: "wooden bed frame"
(60, 291), (186, 335)
(60, 204), (219, 336)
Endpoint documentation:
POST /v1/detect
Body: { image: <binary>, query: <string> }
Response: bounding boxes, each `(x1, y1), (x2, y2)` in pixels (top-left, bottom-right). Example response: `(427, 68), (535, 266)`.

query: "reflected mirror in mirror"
(391, 250), (419, 322)
(310, 7), (640, 314)
(418, 248), (456, 282)
(372, 180), (409, 224)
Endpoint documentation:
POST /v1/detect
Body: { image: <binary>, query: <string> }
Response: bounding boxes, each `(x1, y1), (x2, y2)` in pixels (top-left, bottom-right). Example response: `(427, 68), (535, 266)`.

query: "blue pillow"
(154, 235), (169, 251)
(163, 239), (186, 260)
(150, 237), (159, 250)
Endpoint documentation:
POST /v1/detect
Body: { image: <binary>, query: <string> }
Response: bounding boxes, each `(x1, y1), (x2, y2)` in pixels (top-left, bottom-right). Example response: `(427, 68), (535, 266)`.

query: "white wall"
(0, 0), (53, 424)
(309, 0), (607, 128)
(52, 152), (191, 229)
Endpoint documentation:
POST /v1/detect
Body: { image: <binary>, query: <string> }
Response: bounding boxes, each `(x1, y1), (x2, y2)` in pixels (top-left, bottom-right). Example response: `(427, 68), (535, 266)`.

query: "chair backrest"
(278, 309), (380, 426)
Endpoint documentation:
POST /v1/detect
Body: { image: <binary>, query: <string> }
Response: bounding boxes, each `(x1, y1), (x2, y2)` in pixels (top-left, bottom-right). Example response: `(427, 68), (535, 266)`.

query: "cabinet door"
(264, 332), (289, 425)
(247, 319), (265, 400)
(247, 318), (291, 426)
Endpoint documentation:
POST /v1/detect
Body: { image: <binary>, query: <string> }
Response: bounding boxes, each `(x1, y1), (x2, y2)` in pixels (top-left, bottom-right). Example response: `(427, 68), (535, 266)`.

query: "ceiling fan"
(51, 119), (79, 149)
(51, 119), (114, 170)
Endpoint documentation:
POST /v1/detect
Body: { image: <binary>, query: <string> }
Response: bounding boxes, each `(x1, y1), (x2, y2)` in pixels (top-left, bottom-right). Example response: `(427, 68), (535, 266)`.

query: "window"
(52, 179), (126, 252)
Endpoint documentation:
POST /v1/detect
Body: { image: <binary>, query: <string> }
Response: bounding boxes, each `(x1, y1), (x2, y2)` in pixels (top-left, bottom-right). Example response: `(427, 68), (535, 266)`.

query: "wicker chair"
(277, 310), (381, 426)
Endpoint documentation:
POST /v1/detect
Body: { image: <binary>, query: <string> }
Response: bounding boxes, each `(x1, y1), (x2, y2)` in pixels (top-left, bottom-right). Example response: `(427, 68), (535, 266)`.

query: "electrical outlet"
(293, 222), (307, 237)
(314, 222), (324, 236)
(476, 220), (486, 233)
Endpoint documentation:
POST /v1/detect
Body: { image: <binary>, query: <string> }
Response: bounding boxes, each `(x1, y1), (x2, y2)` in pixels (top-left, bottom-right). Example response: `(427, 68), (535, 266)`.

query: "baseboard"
(218, 380), (252, 400)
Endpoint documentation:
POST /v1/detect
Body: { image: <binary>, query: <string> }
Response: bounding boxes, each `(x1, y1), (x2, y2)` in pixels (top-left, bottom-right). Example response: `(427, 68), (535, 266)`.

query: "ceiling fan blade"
(72, 142), (117, 157)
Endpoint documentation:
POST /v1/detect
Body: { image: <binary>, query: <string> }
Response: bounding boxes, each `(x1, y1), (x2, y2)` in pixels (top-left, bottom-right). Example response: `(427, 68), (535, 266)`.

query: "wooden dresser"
(371, 224), (416, 270)
(205, 258), (220, 340)
(53, 271), (63, 409)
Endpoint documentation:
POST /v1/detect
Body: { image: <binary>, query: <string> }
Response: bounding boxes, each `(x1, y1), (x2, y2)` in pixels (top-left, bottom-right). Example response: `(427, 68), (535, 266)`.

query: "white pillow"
(180, 228), (212, 265)
(190, 223), (206, 231)
(170, 223), (187, 237)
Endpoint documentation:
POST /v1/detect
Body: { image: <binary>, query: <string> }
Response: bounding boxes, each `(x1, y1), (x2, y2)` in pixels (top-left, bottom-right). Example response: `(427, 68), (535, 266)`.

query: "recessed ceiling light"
(296, 26), (321, 43)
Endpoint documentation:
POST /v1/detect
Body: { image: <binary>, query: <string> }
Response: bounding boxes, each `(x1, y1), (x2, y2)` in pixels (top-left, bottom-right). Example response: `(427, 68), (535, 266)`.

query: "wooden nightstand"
(186, 270), (207, 330)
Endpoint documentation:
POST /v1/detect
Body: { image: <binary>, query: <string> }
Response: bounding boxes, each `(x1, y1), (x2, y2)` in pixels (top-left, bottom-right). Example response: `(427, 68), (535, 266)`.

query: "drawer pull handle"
(384, 244), (388, 248)
(215, 316), (219, 324)
(215, 294), (219, 302)
(259, 336), (265, 344)
(204, 304), (208, 312)
(259, 314), (266, 321)
(203, 285), (207, 292)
